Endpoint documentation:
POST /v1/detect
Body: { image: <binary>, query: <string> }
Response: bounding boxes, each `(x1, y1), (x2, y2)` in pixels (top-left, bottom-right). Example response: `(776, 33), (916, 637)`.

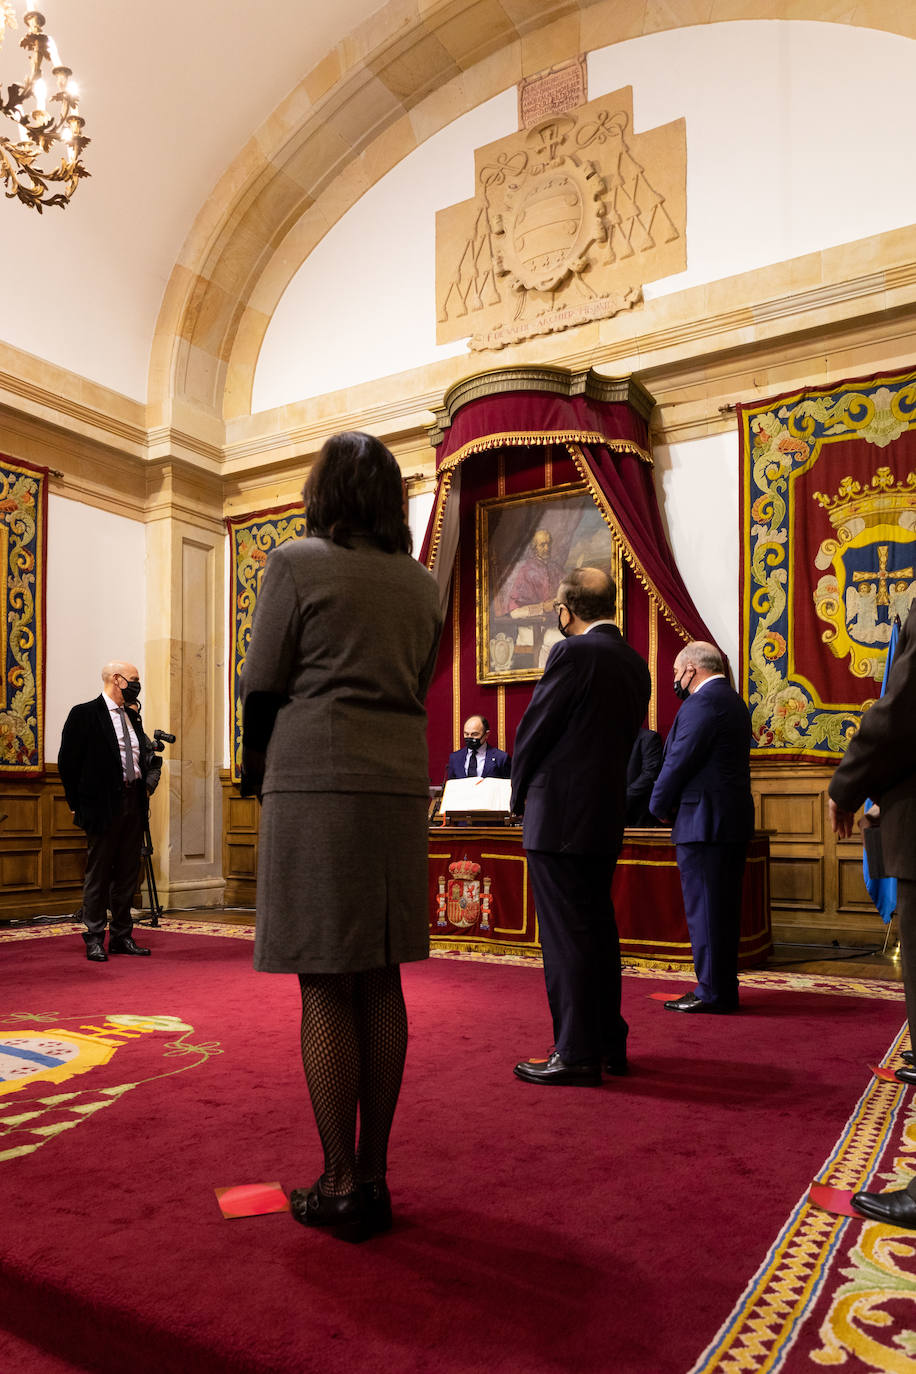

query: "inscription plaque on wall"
(435, 85), (686, 352)
(518, 56), (587, 128)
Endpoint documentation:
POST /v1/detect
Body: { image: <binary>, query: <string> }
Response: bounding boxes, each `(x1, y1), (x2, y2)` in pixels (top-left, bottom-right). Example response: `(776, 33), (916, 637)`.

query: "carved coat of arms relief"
(435, 87), (686, 352)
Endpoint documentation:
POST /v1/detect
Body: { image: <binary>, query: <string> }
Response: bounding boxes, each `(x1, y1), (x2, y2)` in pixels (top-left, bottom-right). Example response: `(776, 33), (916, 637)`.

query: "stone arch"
(150, 0), (916, 424)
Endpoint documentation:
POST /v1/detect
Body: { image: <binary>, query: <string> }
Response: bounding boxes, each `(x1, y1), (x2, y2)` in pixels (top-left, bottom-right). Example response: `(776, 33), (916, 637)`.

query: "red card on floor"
(650, 991), (674, 1001)
(871, 1064), (900, 1082)
(808, 1184), (862, 1218)
(215, 1183), (289, 1219)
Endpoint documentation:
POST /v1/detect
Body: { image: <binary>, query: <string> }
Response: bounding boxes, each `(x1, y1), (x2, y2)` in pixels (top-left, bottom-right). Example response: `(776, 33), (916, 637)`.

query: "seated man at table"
(445, 715), (511, 781)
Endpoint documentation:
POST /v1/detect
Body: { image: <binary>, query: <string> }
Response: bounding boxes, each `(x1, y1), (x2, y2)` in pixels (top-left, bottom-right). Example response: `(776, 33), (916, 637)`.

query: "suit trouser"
(676, 840), (747, 1006)
(526, 849), (625, 1064)
(81, 783), (145, 944)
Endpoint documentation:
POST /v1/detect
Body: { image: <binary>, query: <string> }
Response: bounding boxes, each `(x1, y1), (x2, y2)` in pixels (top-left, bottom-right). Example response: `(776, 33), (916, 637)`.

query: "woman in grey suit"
(241, 432), (442, 1241)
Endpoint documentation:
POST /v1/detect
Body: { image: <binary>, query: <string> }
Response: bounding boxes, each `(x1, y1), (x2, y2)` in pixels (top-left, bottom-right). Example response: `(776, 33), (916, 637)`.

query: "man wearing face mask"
(445, 715), (511, 781)
(510, 567), (650, 1085)
(649, 642), (754, 1013)
(58, 661), (159, 962)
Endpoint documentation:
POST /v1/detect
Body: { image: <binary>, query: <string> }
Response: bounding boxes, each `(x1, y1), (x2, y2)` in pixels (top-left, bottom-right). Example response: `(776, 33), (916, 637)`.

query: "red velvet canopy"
(420, 367), (717, 771)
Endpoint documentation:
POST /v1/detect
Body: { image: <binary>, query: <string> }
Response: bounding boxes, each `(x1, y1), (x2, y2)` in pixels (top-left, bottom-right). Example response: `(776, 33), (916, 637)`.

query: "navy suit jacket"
(510, 624), (651, 855)
(625, 727), (664, 826)
(445, 745), (511, 781)
(649, 678), (754, 843)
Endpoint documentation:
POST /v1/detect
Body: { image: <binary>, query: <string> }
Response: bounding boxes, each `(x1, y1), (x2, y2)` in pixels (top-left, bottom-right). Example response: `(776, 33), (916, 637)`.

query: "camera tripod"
(136, 823), (163, 927)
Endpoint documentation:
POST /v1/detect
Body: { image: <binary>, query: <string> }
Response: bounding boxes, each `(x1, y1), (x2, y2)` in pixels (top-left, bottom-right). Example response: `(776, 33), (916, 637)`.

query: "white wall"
(253, 20), (916, 411)
(45, 496), (146, 760)
(652, 431), (740, 669)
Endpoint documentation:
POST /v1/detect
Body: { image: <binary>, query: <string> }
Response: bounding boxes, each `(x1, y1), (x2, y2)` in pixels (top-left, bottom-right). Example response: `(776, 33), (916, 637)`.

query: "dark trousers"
(526, 849), (625, 1064)
(81, 783), (145, 944)
(676, 840), (748, 1006)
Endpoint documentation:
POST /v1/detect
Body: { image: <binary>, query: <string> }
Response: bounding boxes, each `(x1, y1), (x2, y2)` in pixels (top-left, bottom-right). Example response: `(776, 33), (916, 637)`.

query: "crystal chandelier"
(0, 6), (89, 211)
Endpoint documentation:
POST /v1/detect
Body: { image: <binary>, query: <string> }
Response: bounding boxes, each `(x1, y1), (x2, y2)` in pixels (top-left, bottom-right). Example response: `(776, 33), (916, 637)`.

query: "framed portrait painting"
(476, 482), (623, 684)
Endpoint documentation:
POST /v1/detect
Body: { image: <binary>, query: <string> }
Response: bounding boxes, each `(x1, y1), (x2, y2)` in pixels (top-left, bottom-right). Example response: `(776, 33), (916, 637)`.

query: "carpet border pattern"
(0, 919), (905, 1005)
(691, 1027), (916, 1373)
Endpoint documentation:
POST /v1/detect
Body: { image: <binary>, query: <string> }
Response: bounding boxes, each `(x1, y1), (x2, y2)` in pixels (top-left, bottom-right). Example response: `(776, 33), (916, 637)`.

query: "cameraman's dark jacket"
(58, 696), (160, 834)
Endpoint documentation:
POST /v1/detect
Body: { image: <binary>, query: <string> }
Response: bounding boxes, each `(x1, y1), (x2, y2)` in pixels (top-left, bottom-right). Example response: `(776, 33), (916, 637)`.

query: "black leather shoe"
(902, 1050), (915, 1065)
(895, 1066), (916, 1086)
(108, 937), (151, 956)
(361, 1180), (393, 1234)
(664, 991), (737, 1013)
(852, 1188), (916, 1228)
(85, 941), (107, 962)
(604, 1056), (628, 1076)
(514, 1052), (601, 1086)
(289, 1179), (366, 1242)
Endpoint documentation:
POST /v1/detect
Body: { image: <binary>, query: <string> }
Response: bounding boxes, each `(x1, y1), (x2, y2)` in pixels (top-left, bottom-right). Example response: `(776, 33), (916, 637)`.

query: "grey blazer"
(829, 605), (916, 880)
(241, 535), (443, 797)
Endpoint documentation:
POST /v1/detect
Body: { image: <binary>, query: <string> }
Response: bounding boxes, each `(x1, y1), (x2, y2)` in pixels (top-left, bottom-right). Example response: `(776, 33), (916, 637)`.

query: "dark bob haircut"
(303, 431), (412, 555)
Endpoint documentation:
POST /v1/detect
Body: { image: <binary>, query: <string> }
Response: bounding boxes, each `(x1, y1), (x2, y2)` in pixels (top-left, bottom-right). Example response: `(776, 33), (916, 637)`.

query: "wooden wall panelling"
(0, 767), (86, 918)
(751, 760), (884, 945)
(221, 772), (257, 909)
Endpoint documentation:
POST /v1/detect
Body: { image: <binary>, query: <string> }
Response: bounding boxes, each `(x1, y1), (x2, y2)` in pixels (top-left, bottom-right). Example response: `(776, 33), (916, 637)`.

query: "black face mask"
(121, 679), (141, 704)
(557, 609), (571, 639)
(464, 736), (483, 752)
(673, 671), (692, 701)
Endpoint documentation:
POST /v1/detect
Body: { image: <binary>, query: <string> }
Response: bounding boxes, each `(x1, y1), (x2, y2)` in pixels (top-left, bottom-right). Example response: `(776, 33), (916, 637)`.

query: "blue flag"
(863, 618), (899, 923)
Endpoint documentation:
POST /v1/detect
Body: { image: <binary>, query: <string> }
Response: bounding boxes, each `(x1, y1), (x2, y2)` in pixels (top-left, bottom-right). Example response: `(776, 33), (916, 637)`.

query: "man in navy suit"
(650, 642), (754, 1013)
(510, 568), (651, 1085)
(445, 715), (511, 781)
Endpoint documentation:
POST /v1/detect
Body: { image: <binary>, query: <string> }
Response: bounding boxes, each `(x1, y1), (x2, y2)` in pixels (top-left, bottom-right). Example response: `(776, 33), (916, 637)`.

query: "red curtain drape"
(420, 386), (716, 772)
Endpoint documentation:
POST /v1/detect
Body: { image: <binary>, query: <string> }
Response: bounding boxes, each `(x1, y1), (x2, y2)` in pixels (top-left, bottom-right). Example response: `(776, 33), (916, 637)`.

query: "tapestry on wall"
(0, 454), (47, 775)
(227, 503), (305, 783)
(739, 368), (916, 759)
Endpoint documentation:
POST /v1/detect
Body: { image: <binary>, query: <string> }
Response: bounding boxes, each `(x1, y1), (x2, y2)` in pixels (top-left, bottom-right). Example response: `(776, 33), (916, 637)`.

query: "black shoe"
(603, 1055), (628, 1076)
(108, 937), (151, 956)
(289, 1179), (366, 1242)
(663, 991), (737, 1014)
(514, 1052), (601, 1086)
(361, 1180), (393, 1234)
(85, 941), (107, 963)
(902, 1050), (915, 1065)
(852, 1188), (916, 1228)
(895, 1066), (916, 1086)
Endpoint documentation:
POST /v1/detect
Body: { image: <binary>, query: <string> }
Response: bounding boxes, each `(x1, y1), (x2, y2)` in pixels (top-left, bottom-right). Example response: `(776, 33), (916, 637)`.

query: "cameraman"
(58, 660), (162, 963)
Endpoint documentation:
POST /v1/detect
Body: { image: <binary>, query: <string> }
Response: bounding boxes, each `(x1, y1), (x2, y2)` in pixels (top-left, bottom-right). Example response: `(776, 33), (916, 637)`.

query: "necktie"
(467, 749), (478, 778)
(117, 707), (138, 782)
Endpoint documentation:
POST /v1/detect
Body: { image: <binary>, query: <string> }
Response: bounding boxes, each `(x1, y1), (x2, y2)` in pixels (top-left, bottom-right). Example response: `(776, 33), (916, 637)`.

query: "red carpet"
(0, 925), (906, 1374)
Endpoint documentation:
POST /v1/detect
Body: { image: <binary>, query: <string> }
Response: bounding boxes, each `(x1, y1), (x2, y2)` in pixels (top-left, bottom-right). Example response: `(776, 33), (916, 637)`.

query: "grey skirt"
(253, 791), (430, 974)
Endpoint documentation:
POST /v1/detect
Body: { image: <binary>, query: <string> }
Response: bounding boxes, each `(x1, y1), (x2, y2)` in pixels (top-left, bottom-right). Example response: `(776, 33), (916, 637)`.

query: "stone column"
(145, 461), (225, 910)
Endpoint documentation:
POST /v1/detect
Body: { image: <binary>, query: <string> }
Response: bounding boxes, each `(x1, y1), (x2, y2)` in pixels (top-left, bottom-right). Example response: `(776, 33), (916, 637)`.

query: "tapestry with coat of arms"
(739, 369), (916, 758)
(0, 454), (47, 775)
(227, 503), (305, 783)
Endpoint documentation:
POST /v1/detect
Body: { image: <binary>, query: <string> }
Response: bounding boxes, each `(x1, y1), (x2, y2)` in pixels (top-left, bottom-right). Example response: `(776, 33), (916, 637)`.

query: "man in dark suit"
(445, 715), (511, 780)
(650, 642), (754, 1013)
(510, 568), (651, 1085)
(626, 726), (663, 826)
(58, 661), (159, 963)
(827, 606), (916, 1227)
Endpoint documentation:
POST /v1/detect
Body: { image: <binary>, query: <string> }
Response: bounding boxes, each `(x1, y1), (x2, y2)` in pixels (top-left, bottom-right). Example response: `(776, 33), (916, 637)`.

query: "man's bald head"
(102, 661), (140, 706)
(557, 567), (617, 627)
(674, 641), (724, 676)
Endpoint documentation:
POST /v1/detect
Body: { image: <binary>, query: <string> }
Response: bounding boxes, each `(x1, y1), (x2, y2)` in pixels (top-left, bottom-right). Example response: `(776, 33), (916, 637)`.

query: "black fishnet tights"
(297, 965), (408, 1196)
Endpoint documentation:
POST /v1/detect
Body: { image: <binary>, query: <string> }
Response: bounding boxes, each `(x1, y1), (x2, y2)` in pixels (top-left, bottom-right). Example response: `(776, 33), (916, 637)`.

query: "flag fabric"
(863, 619), (900, 923)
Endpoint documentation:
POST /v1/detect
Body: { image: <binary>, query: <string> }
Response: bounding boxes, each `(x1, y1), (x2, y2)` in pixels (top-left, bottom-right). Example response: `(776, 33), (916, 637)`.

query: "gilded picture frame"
(476, 482), (623, 685)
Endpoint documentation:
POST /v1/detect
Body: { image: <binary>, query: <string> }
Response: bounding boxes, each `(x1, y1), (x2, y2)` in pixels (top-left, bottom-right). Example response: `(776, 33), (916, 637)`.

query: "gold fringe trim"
(423, 467), (455, 571)
(566, 443), (692, 644)
(648, 599), (659, 731)
(437, 430), (652, 474)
